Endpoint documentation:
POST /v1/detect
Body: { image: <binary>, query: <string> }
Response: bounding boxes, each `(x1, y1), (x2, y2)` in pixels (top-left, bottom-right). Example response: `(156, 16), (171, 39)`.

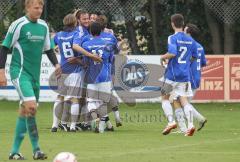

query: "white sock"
(61, 100), (71, 124)
(175, 108), (187, 133)
(113, 111), (121, 122)
(192, 106), (205, 122)
(104, 115), (113, 128)
(52, 100), (63, 128)
(106, 121), (113, 128)
(99, 121), (105, 133)
(70, 103), (79, 129)
(183, 104), (194, 129)
(80, 104), (89, 123)
(162, 100), (175, 124)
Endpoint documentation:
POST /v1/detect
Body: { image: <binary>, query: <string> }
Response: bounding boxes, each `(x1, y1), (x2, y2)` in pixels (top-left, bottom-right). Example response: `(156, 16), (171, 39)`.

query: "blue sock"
(11, 116), (27, 154)
(26, 116), (40, 153)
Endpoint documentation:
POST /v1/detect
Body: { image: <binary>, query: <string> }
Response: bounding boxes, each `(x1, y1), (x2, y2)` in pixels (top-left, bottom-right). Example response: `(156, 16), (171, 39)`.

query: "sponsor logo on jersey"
(26, 31), (44, 42)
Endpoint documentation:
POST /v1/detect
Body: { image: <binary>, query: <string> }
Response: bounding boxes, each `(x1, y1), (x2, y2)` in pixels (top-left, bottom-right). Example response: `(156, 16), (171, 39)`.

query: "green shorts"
(11, 73), (40, 102)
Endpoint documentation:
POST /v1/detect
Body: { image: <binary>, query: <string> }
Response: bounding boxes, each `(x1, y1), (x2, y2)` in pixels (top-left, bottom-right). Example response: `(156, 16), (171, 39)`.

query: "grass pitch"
(0, 101), (240, 162)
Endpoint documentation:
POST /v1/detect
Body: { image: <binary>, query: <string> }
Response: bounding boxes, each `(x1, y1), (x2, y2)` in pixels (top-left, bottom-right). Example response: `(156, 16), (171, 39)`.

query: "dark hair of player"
(90, 11), (101, 16)
(96, 15), (108, 30)
(63, 14), (77, 31)
(185, 23), (200, 40)
(171, 14), (184, 28)
(89, 22), (102, 36)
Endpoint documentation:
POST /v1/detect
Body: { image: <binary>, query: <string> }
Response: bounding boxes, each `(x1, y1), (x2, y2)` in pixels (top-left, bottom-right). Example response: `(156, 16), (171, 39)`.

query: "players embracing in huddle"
(51, 12), (207, 137)
(51, 10), (122, 134)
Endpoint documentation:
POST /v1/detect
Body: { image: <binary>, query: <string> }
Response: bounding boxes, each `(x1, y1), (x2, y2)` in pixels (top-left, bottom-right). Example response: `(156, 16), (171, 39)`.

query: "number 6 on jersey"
(62, 42), (74, 58)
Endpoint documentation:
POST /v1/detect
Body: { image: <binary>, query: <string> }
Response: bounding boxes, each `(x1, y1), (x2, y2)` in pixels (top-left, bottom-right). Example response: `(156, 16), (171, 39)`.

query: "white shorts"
(65, 71), (85, 99)
(188, 88), (197, 102)
(86, 81), (112, 102)
(86, 81), (112, 112)
(160, 77), (193, 99)
(87, 99), (103, 112)
(56, 74), (68, 96)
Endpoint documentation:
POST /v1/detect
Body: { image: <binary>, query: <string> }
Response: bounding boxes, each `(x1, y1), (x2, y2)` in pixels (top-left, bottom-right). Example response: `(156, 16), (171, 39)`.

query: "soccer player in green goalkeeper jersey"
(0, 0), (61, 160)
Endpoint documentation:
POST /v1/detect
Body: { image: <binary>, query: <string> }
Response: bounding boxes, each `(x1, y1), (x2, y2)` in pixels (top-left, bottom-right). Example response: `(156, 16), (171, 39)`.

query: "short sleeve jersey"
(73, 25), (89, 47)
(165, 32), (198, 82)
(190, 41), (207, 89)
(2, 16), (53, 80)
(82, 37), (111, 84)
(54, 30), (81, 74)
(99, 31), (118, 75)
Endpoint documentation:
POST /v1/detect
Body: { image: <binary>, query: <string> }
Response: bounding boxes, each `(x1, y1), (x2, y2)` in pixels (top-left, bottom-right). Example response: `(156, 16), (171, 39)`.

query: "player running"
(160, 14), (198, 136)
(184, 23), (207, 131)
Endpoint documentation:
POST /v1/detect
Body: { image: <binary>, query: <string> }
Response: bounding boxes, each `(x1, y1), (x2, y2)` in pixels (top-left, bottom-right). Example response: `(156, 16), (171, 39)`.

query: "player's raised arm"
(72, 43), (102, 63)
(72, 31), (102, 62)
(0, 46), (9, 86)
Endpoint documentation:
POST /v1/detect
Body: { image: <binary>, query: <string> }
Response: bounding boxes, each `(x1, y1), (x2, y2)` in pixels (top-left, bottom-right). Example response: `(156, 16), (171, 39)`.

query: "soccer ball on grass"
(53, 152), (77, 162)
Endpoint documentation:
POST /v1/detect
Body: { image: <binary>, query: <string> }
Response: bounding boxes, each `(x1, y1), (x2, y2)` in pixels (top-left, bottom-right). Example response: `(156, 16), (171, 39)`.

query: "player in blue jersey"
(68, 9), (91, 70)
(96, 15), (122, 129)
(51, 14), (101, 132)
(77, 14), (122, 130)
(74, 9), (90, 41)
(184, 23), (207, 131)
(51, 14), (80, 132)
(71, 9), (92, 130)
(82, 22), (112, 133)
(90, 11), (100, 23)
(160, 14), (198, 136)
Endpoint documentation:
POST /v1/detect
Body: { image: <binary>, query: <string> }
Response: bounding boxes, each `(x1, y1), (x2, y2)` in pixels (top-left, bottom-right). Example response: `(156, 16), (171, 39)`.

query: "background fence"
(0, 0), (240, 55)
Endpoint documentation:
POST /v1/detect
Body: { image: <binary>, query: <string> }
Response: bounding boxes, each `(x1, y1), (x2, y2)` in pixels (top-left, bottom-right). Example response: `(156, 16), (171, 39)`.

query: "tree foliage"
(45, 0), (75, 31)
(0, 0), (240, 54)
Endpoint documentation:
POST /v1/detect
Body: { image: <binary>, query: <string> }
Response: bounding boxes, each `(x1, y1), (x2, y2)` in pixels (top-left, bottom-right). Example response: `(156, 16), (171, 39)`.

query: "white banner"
(0, 55), (162, 102)
(1, 54), (239, 103)
(0, 55), (58, 102)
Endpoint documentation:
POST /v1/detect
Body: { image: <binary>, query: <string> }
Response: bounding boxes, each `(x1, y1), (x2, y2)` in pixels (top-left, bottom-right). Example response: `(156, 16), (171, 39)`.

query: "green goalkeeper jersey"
(2, 16), (53, 81)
